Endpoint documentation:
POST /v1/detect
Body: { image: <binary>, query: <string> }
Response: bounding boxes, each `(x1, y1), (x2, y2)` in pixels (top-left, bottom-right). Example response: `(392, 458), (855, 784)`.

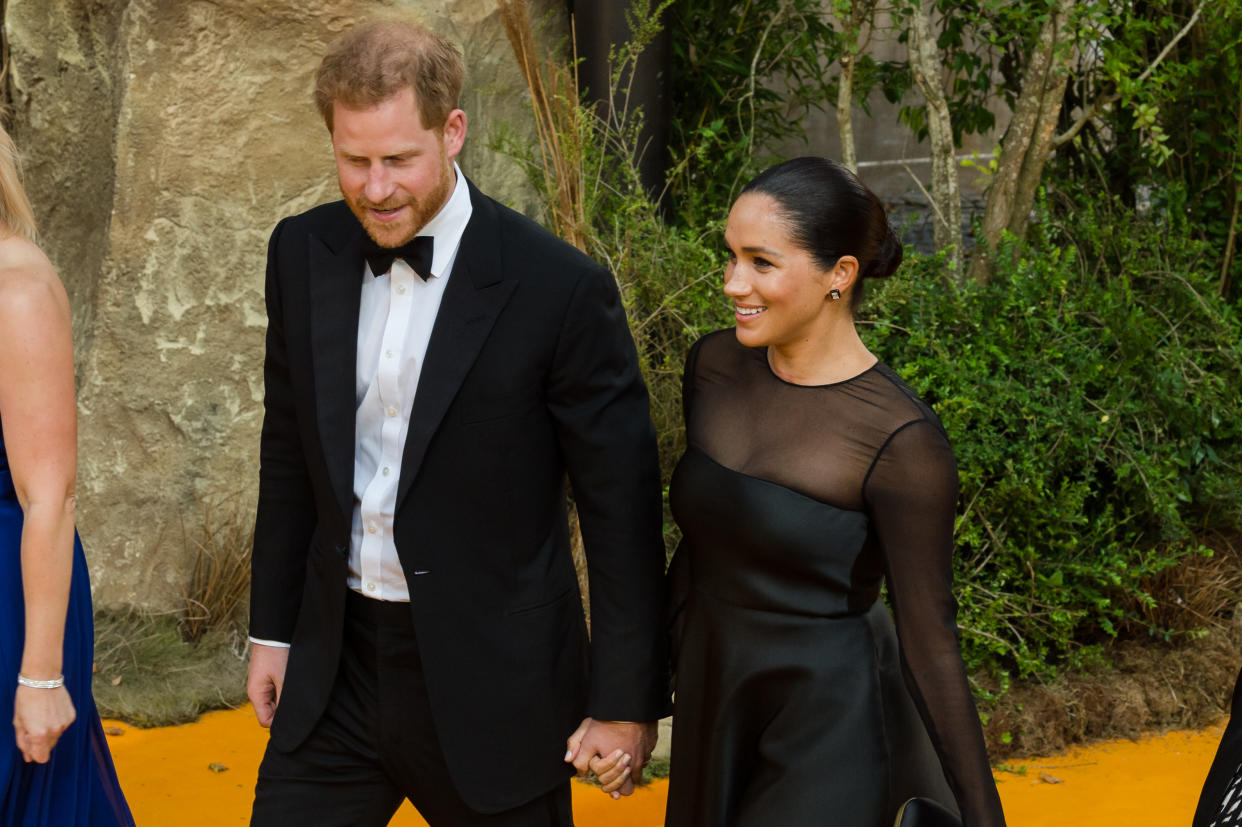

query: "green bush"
(497, 0), (1242, 686)
(864, 187), (1242, 679)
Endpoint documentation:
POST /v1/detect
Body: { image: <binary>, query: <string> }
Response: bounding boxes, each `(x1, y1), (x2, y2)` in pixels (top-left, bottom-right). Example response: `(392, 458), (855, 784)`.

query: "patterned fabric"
(1212, 763), (1242, 827)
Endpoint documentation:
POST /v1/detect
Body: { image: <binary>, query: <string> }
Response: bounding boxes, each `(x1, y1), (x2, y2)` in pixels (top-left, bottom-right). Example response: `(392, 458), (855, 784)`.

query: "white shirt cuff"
(248, 636), (291, 649)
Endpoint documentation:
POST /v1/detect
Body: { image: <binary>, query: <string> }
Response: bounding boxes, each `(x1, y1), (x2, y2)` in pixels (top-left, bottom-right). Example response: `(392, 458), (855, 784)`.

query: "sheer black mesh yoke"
(666, 329), (1005, 826)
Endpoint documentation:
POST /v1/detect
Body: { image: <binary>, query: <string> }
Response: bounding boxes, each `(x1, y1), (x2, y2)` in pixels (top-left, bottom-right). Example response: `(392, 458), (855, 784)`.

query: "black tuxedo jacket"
(249, 179), (669, 813)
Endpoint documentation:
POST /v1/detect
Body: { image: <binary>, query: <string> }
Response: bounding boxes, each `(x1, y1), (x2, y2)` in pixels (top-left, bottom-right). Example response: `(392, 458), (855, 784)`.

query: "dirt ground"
(103, 704), (1226, 825)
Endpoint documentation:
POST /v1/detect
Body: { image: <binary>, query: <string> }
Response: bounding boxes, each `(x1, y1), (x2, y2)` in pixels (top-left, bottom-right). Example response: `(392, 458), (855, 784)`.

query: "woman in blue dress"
(0, 125), (134, 825)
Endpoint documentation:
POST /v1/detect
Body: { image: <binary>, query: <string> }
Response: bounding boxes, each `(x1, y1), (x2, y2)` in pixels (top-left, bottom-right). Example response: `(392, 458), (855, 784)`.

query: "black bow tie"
(361, 234), (434, 279)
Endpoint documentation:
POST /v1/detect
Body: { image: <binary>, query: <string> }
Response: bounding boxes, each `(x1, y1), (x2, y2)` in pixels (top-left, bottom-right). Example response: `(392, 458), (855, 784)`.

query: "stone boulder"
(6, 0), (561, 609)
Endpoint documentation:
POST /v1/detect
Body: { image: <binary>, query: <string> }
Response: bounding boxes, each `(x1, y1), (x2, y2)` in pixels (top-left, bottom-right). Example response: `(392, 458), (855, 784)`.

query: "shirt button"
(382, 466), (390, 476)
(367, 523), (377, 534)
(396, 284), (407, 295)
(366, 582), (376, 592)
(387, 406), (398, 417)
(385, 349), (394, 359)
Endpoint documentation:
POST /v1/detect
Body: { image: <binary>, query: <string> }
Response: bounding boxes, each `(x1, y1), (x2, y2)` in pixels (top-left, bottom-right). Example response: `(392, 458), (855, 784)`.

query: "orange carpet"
(102, 705), (1224, 825)
(102, 705), (664, 826)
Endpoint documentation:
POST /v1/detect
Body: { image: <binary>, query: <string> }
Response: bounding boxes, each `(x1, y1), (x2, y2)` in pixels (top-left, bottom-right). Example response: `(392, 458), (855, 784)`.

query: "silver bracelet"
(17, 673), (64, 690)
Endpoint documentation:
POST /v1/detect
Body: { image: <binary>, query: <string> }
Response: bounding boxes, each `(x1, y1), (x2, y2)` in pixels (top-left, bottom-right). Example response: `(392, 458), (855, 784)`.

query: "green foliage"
(499, 0), (1242, 687)
(1056, 0), (1242, 296)
(886, 0), (1036, 143)
(864, 187), (1242, 678)
(665, 0), (839, 226)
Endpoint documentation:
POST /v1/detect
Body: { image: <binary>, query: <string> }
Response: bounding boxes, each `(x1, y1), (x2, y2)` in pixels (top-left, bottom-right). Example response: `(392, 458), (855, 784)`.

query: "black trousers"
(251, 591), (574, 827)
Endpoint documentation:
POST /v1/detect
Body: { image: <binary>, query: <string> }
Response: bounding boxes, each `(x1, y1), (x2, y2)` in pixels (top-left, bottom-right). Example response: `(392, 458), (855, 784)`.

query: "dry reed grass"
(982, 618), (1242, 760)
(497, 0), (588, 251)
(983, 535), (1242, 758)
(1123, 536), (1242, 636)
(498, 0), (599, 628)
(178, 493), (254, 645)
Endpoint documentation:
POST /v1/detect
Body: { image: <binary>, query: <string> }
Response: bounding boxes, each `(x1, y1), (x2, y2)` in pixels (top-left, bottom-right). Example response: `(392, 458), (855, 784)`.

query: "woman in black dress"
(662, 158), (1006, 826)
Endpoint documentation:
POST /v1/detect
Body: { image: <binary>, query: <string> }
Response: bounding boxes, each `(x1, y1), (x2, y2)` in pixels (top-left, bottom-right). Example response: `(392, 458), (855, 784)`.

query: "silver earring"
(829, 288), (841, 301)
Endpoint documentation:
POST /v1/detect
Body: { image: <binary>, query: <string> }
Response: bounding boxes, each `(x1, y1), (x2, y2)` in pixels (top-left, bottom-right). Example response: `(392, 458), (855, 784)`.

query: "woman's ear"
(828, 255), (860, 300)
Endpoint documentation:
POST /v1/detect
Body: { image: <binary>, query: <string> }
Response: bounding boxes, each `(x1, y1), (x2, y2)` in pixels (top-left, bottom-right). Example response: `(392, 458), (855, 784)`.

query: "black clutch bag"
(893, 797), (962, 827)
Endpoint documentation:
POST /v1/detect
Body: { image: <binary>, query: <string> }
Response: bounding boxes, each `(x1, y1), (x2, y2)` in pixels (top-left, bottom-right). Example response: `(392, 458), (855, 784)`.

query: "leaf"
(207, 762), (229, 774)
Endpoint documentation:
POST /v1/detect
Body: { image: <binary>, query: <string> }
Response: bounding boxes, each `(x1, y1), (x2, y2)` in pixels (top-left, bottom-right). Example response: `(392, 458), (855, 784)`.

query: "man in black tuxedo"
(245, 19), (668, 826)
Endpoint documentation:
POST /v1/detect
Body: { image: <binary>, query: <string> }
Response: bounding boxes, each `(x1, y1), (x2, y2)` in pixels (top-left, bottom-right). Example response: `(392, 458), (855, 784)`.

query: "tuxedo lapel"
(308, 222), (364, 523)
(396, 186), (516, 511)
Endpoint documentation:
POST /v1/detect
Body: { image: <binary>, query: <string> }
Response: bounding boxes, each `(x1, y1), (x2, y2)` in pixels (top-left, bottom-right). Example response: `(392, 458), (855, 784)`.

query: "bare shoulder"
(0, 236), (68, 326)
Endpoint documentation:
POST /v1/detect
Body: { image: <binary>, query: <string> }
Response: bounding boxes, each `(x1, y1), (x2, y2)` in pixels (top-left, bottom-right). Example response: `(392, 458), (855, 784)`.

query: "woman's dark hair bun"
(865, 219), (903, 280)
(740, 156), (901, 309)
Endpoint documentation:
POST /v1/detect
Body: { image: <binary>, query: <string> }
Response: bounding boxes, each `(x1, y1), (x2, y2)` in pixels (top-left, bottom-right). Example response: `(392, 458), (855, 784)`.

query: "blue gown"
(0, 417), (134, 825)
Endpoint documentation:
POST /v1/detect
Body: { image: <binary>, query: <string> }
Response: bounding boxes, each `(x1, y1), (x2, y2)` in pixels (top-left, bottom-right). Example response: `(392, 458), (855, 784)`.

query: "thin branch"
(1053, 0), (1208, 149)
(901, 162), (947, 230)
(1220, 96), (1242, 296)
(730, 1), (786, 195)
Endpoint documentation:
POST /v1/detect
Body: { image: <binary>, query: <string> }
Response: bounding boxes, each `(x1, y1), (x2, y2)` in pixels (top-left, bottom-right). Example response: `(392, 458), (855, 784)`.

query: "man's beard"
(348, 164), (453, 249)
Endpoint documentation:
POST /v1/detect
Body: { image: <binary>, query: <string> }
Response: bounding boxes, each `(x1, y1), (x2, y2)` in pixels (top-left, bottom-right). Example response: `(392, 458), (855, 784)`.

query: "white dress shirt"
(349, 165), (472, 601)
(249, 166), (473, 648)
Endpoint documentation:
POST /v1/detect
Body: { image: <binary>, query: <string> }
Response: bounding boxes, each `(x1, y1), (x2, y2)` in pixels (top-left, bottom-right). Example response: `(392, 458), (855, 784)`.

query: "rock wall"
(5, 0), (560, 608)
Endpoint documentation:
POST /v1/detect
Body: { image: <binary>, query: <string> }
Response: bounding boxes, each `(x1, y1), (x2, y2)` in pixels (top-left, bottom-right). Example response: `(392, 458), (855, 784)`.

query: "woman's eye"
(753, 257), (772, 269)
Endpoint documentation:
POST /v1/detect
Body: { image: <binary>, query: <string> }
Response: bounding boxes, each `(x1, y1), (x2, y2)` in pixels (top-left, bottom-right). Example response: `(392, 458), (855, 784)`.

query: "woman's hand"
(13, 684), (76, 763)
(589, 748), (633, 797)
(565, 717), (650, 799)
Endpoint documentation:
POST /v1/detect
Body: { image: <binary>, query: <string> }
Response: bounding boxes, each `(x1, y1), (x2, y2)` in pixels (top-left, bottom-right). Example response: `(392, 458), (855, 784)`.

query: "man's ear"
(442, 109), (467, 159)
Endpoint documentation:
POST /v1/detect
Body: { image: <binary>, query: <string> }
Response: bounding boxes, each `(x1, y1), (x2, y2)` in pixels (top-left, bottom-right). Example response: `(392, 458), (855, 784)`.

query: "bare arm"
(0, 242), (79, 762)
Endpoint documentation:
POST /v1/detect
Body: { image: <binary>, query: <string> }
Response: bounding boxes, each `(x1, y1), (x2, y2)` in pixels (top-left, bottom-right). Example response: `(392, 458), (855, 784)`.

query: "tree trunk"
(967, 0), (1076, 284)
(908, 0), (963, 282)
(838, 53), (857, 173)
(835, 0), (875, 174)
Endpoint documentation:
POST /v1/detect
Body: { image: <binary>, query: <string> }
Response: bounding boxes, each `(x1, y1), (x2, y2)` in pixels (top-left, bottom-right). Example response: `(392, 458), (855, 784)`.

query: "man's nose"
(364, 166), (395, 204)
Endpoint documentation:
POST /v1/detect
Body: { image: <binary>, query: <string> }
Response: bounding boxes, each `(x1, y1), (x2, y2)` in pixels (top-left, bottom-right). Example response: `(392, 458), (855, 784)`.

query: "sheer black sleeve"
(865, 420), (1007, 827)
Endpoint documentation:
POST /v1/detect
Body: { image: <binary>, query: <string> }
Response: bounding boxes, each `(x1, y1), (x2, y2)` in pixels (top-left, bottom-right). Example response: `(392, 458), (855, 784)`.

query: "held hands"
(246, 643), (289, 728)
(564, 717), (658, 800)
(13, 684), (76, 763)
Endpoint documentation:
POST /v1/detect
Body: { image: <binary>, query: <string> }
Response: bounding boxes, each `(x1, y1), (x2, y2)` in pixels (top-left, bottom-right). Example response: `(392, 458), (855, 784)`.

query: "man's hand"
(564, 717), (658, 799)
(247, 643), (289, 728)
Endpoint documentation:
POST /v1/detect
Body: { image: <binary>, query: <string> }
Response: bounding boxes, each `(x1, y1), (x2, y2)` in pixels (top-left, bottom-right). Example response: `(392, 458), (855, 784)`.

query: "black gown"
(665, 330), (1005, 827)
